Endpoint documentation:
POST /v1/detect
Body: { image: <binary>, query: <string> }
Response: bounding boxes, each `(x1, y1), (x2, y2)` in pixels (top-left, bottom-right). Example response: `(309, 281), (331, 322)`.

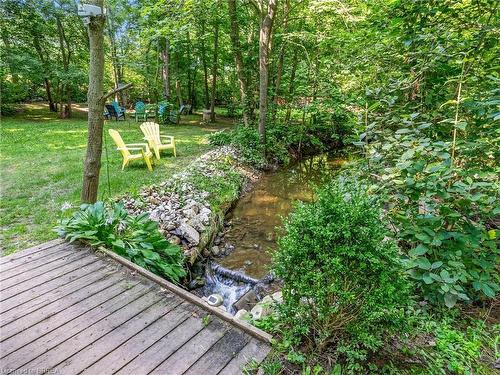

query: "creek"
(196, 153), (346, 314)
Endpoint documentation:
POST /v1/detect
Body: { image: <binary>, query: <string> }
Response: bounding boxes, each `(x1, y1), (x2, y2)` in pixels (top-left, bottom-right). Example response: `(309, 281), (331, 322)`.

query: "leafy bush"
(356, 101), (499, 307)
(0, 104), (17, 116)
(272, 180), (410, 368)
(56, 201), (186, 283)
(208, 117), (352, 168)
(207, 130), (232, 146)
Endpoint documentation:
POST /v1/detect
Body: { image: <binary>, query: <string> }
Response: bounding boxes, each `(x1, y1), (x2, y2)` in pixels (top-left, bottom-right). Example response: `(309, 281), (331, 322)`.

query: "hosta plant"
(56, 201), (186, 283)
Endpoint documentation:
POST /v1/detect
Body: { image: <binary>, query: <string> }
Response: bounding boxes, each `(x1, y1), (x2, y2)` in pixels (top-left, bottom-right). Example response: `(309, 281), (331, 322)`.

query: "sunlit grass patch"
(0, 103), (234, 254)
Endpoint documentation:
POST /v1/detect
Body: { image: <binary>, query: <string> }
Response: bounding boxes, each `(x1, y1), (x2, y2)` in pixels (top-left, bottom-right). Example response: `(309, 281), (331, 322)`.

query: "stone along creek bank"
(122, 146), (257, 264)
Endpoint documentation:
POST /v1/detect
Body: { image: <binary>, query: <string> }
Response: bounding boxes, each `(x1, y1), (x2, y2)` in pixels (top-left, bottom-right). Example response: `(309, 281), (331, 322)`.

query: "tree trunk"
(81, 0), (106, 203)
(227, 0), (250, 125)
(161, 38), (170, 101)
(186, 31), (194, 107)
(271, 0), (289, 121)
(258, 0), (278, 146)
(175, 51), (183, 107)
(56, 17), (72, 118)
(210, 15), (219, 123)
(285, 48), (299, 123)
(198, 18), (210, 109)
(32, 36), (56, 112)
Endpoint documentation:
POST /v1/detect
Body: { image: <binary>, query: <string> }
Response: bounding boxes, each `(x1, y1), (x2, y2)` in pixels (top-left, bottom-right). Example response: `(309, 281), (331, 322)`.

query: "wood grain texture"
(0, 243), (271, 374)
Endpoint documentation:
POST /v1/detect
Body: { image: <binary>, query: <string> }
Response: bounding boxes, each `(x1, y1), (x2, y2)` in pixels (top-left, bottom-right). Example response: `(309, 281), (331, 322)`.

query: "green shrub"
(56, 201), (186, 283)
(207, 130), (232, 146)
(1, 103), (17, 116)
(272, 179), (410, 367)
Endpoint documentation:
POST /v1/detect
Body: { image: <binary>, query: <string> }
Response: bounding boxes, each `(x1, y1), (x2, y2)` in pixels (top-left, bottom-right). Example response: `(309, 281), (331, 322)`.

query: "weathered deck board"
(0, 239), (63, 266)
(0, 242), (271, 374)
(0, 260), (106, 310)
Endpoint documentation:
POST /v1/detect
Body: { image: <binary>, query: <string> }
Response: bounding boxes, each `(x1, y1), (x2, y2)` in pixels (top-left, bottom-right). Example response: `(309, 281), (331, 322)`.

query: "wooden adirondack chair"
(134, 101), (147, 122)
(112, 101), (126, 117)
(105, 104), (125, 121)
(140, 122), (177, 160)
(108, 129), (153, 171)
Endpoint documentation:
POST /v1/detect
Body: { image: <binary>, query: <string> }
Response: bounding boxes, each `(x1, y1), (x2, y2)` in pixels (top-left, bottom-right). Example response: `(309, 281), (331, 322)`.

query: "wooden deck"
(0, 240), (271, 374)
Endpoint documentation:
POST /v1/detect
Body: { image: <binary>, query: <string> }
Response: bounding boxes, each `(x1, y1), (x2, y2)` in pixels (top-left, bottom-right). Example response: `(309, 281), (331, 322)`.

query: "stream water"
(198, 153), (346, 313)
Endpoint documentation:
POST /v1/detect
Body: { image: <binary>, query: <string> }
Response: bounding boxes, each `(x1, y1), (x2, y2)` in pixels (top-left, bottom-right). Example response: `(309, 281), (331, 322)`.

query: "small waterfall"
(200, 261), (274, 314)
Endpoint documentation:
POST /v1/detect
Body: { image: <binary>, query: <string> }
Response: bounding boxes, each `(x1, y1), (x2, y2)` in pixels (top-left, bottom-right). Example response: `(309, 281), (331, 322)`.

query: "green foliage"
(400, 307), (498, 375)
(355, 78), (499, 309)
(272, 179), (410, 366)
(208, 117), (352, 168)
(56, 201), (186, 283)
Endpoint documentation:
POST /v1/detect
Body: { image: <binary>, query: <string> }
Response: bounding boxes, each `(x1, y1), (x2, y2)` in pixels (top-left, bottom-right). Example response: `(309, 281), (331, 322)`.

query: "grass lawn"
(0, 103), (234, 254)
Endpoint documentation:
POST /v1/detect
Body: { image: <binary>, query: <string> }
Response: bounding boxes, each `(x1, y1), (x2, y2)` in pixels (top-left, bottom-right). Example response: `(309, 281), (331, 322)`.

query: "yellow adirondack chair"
(108, 129), (154, 171)
(140, 121), (177, 160)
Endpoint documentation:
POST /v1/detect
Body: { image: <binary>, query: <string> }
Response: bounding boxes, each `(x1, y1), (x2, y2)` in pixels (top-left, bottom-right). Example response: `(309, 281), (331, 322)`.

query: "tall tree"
(160, 38), (170, 101)
(227, 0), (250, 125)
(210, 8), (220, 122)
(257, 0), (278, 145)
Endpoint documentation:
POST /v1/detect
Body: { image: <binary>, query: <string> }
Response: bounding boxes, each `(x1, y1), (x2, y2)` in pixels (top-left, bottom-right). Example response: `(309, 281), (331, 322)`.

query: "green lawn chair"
(134, 101), (146, 122)
(145, 104), (157, 120)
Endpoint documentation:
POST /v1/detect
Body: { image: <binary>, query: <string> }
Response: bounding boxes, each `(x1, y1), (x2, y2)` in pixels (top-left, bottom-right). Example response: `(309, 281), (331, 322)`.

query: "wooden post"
(81, 0), (106, 203)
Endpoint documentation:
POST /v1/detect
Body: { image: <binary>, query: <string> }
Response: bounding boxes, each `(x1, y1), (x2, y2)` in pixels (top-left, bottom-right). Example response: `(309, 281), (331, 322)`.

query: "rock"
(262, 295), (273, 305)
(234, 309), (251, 321)
(271, 291), (283, 304)
(202, 248), (211, 257)
(148, 196), (160, 205)
(178, 223), (200, 245)
(250, 304), (270, 320)
(214, 237), (221, 245)
(168, 235), (181, 245)
(243, 260), (253, 266)
(165, 222), (177, 231)
(211, 246), (220, 256)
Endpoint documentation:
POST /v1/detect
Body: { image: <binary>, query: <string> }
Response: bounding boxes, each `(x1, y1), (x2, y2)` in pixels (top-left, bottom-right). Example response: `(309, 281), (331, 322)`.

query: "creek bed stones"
(121, 146), (258, 262)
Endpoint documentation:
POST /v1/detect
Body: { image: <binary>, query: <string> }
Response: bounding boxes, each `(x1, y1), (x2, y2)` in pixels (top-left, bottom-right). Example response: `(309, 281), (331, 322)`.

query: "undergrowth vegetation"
(56, 201), (186, 283)
(209, 109), (354, 168)
(272, 180), (410, 372)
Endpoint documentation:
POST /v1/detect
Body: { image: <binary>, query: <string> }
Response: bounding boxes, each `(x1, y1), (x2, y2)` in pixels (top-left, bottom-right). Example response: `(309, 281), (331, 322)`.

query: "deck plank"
(0, 242), (271, 374)
(0, 239), (63, 265)
(0, 271), (125, 344)
(0, 266), (114, 326)
(0, 259), (106, 310)
(184, 329), (250, 375)
(0, 243), (68, 274)
(0, 253), (100, 299)
(149, 319), (230, 375)
(18, 289), (165, 371)
(114, 314), (207, 375)
(1, 283), (150, 370)
(218, 339), (272, 375)
(54, 296), (184, 373)
(81, 302), (194, 375)
(0, 249), (89, 291)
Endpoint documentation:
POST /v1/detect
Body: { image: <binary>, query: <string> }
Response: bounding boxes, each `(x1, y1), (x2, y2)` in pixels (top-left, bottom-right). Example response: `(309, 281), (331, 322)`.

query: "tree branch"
(99, 83), (133, 103)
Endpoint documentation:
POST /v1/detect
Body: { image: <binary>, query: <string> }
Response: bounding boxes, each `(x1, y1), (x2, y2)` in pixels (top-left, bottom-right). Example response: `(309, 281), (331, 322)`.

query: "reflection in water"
(218, 154), (345, 278)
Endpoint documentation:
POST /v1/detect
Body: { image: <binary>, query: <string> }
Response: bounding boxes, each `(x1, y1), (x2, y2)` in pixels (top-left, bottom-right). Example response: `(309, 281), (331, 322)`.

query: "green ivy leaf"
(409, 244), (428, 256)
(416, 257), (432, 270)
(444, 293), (458, 308)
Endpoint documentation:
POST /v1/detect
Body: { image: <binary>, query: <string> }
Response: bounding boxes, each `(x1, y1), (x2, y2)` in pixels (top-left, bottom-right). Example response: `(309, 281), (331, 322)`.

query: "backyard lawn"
(0, 103), (233, 254)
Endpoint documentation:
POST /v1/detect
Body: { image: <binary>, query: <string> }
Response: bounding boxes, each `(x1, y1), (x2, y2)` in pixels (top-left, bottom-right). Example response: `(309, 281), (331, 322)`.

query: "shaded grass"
(0, 103), (234, 254)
